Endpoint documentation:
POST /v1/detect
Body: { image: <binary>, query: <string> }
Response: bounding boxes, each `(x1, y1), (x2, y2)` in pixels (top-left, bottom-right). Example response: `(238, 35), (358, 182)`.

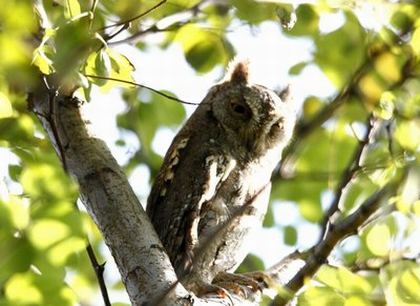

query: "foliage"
(0, 0), (419, 305)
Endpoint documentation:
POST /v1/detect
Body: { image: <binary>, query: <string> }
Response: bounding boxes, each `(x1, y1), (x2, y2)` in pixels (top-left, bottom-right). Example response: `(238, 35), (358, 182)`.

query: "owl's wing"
(174, 153), (237, 276)
(146, 134), (236, 275)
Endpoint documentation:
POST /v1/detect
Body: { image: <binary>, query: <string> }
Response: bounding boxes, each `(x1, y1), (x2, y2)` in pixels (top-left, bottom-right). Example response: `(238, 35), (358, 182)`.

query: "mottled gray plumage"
(146, 60), (296, 290)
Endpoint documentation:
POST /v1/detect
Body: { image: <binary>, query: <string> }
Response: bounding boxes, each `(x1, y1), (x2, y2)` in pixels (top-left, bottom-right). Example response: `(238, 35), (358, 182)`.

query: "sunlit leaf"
(358, 73), (386, 104)
(382, 261), (420, 306)
(302, 96), (323, 121)
(373, 52), (403, 83)
(0, 92), (13, 118)
(299, 199), (322, 223)
(364, 223), (391, 257)
(344, 295), (372, 306)
(410, 27), (420, 55)
(4, 272), (43, 304)
(317, 265), (372, 295)
(231, 0), (278, 24)
(314, 11), (365, 89)
(65, 0), (81, 18)
(374, 91), (395, 120)
(287, 4), (319, 37)
(298, 286), (345, 306)
(28, 219), (71, 250)
(395, 119), (420, 151)
(175, 24), (228, 73)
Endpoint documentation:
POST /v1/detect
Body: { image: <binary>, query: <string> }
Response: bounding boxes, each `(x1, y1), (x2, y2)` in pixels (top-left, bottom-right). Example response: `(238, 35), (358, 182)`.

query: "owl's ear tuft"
(224, 58), (250, 84)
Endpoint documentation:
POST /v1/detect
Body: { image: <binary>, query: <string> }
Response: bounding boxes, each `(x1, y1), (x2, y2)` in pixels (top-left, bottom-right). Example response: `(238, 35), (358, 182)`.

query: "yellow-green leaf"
(365, 223), (391, 256)
(0, 92), (13, 118)
(65, 0), (81, 18)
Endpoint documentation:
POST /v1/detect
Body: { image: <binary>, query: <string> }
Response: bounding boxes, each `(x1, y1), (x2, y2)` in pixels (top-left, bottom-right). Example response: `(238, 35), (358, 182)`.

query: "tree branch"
(269, 180), (401, 306)
(318, 114), (377, 242)
(86, 243), (111, 306)
(28, 80), (189, 305)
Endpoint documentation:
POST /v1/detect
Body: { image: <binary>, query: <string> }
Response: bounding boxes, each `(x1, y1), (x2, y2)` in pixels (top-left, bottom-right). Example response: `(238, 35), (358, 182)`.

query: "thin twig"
(318, 114), (377, 242)
(86, 243), (111, 306)
(350, 255), (419, 272)
(101, 0), (167, 30)
(84, 74), (199, 105)
(106, 0), (210, 45)
(107, 20), (189, 45)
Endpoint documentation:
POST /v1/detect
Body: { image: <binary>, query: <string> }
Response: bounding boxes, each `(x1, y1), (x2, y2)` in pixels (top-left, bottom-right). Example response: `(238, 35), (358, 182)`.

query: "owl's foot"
(187, 280), (234, 304)
(212, 271), (273, 299)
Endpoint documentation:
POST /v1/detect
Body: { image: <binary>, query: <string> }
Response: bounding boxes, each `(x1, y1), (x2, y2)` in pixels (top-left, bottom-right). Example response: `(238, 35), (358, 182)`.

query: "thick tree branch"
(28, 80), (190, 305)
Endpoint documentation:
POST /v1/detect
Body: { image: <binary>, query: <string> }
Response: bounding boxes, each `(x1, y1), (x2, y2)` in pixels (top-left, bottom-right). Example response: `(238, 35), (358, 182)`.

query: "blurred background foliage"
(0, 0), (419, 305)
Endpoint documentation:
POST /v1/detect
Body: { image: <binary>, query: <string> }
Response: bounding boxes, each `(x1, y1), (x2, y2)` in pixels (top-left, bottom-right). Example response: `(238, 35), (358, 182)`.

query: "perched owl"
(146, 60), (296, 294)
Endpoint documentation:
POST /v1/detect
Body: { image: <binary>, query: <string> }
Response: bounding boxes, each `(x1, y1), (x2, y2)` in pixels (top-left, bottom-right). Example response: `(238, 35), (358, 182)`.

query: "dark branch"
(270, 180), (401, 306)
(86, 243), (111, 306)
(84, 74), (199, 105)
(101, 0), (167, 30)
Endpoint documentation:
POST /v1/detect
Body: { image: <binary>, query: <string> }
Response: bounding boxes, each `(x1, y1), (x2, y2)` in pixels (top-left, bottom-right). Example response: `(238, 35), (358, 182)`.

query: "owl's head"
(209, 60), (296, 159)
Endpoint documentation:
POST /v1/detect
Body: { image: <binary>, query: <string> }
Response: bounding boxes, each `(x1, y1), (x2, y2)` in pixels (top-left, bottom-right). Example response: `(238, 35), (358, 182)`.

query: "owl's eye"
(230, 101), (251, 119)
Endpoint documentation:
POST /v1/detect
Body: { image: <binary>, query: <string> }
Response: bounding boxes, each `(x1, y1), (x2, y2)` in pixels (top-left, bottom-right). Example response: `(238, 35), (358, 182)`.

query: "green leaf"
(235, 253), (265, 273)
(53, 17), (93, 76)
(362, 221), (393, 257)
(395, 119), (420, 152)
(283, 225), (297, 246)
(302, 96), (323, 121)
(65, 0), (81, 18)
(289, 61), (308, 75)
(298, 286), (345, 306)
(374, 91), (395, 120)
(186, 40), (222, 73)
(299, 199), (323, 223)
(317, 265), (373, 295)
(231, 0), (278, 24)
(84, 50), (111, 87)
(382, 261), (420, 306)
(0, 92), (13, 118)
(287, 4), (319, 37)
(314, 10), (365, 89)
(263, 204), (275, 227)
(175, 24), (228, 73)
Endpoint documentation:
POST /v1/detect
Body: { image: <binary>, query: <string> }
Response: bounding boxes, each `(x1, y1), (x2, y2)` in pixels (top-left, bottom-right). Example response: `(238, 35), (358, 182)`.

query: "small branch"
(107, 20), (189, 45)
(101, 0), (167, 30)
(350, 255), (419, 272)
(106, 0), (210, 45)
(270, 180), (401, 306)
(274, 44), (415, 183)
(318, 114), (377, 242)
(84, 74), (199, 105)
(86, 243), (111, 306)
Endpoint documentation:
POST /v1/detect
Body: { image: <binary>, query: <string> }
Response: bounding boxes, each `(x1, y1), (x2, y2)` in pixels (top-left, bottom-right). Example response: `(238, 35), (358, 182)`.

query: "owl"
(146, 60), (296, 295)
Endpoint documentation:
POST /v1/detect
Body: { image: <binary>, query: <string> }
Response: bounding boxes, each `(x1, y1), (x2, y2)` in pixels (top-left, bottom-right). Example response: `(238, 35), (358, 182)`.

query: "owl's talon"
(187, 280), (234, 305)
(212, 271), (272, 297)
